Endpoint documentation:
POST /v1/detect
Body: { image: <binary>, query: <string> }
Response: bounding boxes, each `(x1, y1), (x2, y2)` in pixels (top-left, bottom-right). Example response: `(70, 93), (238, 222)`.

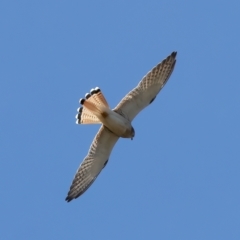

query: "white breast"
(98, 109), (133, 138)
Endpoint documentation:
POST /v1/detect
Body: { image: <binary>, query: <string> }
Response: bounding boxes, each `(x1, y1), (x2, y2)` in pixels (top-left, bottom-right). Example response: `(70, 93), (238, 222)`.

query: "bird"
(65, 51), (177, 202)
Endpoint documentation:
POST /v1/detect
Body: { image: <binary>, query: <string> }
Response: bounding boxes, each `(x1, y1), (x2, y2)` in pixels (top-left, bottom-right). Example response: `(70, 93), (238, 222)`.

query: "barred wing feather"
(114, 52), (177, 121)
(65, 126), (119, 202)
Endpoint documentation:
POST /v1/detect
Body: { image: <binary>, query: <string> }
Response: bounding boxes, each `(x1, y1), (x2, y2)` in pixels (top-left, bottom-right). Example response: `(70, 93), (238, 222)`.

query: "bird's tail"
(75, 87), (110, 124)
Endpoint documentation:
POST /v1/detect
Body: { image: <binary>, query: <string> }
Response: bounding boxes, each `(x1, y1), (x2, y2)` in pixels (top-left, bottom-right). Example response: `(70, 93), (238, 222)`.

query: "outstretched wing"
(65, 126), (119, 202)
(114, 52), (177, 121)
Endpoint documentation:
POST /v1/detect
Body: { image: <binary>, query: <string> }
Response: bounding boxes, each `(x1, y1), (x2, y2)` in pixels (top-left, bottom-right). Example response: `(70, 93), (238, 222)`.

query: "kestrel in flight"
(65, 51), (177, 202)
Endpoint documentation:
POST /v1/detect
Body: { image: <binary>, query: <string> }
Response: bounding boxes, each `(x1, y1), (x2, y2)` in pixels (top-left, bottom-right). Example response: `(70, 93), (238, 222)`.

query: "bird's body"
(65, 51), (177, 202)
(97, 108), (134, 139)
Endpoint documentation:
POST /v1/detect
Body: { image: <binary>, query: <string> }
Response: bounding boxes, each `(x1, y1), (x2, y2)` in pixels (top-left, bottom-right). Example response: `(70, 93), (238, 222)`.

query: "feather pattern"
(114, 52), (177, 121)
(76, 107), (101, 124)
(65, 126), (119, 201)
(89, 88), (109, 108)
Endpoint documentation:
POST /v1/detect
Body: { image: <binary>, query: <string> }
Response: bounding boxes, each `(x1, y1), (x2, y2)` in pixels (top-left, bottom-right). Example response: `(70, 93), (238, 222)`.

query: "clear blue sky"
(1, 1), (240, 239)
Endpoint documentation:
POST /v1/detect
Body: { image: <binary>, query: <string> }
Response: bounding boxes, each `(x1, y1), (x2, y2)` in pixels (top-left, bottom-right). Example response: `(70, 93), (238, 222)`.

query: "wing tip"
(65, 195), (73, 202)
(171, 51), (177, 58)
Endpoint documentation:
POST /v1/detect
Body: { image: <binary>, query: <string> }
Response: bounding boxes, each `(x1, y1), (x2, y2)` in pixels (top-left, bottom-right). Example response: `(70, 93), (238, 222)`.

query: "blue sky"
(1, 0), (240, 239)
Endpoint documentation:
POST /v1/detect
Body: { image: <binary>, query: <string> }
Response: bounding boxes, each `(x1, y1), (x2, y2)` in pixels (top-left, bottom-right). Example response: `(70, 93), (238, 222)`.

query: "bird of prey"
(65, 51), (177, 202)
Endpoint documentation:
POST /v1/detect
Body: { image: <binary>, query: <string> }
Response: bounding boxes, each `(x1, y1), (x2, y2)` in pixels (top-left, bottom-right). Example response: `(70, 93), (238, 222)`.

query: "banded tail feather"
(89, 87), (109, 108)
(75, 107), (101, 124)
(76, 87), (110, 124)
